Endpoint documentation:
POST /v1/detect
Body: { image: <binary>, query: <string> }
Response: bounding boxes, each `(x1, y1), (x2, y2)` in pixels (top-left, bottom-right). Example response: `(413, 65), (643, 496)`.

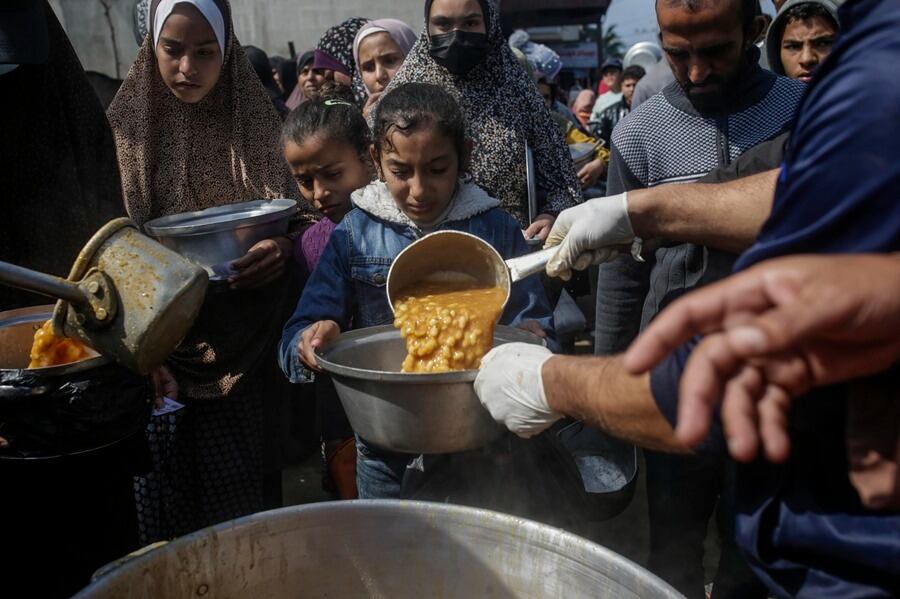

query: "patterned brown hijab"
(107, 0), (312, 227)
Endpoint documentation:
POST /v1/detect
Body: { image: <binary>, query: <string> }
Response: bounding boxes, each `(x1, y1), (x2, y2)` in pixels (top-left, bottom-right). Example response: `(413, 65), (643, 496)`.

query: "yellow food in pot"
(28, 320), (92, 368)
(393, 282), (505, 373)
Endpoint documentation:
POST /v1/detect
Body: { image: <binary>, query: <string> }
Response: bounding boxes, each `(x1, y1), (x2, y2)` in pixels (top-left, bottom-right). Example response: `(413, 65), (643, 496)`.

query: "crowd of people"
(1, 0), (897, 597)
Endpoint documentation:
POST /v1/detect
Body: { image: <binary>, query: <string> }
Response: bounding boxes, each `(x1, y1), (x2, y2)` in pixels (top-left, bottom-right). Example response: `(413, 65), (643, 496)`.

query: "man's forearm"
(628, 169), (778, 253)
(541, 354), (689, 453)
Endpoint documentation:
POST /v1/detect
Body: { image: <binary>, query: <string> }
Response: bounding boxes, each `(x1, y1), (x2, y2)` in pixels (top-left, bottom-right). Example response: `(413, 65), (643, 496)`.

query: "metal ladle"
(386, 230), (555, 312)
(0, 218), (208, 374)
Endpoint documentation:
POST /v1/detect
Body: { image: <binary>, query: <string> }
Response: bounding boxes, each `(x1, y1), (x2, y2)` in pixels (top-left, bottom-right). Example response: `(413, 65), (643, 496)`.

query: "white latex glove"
(543, 192), (640, 280)
(475, 343), (562, 438)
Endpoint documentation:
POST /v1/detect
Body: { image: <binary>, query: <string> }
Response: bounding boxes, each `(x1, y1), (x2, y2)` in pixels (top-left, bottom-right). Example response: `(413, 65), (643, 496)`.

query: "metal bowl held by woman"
(144, 199), (297, 279)
(76, 501), (683, 599)
(316, 325), (542, 454)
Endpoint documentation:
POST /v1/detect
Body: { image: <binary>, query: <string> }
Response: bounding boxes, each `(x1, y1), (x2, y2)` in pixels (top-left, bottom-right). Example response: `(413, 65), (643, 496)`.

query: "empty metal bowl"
(144, 199), (297, 279)
(315, 325), (542, 454)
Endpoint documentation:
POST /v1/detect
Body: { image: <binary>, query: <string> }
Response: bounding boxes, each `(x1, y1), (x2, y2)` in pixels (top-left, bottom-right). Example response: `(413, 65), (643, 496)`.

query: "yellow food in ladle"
(28, 320), (91, 368)
(393, 281), (505, 373)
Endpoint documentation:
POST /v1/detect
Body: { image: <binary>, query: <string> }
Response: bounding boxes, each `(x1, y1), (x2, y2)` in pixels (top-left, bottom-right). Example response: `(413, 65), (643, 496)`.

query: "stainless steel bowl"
(144, 199), (297, 278)
(77, 501), (683, 599)
(316, 325), (542, 454)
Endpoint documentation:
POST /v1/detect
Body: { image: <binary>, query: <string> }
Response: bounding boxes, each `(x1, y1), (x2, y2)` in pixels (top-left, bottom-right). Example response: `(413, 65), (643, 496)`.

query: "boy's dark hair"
(783, 3), (838, 30)
(281, 82), (370, 156)
(622, 65), (646, 82)
(371, 82), (468, 167)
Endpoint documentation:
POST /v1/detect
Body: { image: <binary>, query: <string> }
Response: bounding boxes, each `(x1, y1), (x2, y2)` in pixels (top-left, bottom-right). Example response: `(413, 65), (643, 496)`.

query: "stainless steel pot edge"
(314, 324), (540, 384)
(144, 199), (297, 237)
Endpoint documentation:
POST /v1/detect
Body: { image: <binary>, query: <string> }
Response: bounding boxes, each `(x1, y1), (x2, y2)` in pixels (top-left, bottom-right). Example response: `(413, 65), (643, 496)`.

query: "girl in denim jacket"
(278, 82), (555, 498)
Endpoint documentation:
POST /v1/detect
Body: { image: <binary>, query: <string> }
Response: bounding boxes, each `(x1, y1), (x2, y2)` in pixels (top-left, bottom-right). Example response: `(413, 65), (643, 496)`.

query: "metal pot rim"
(315, 324), (540, 383)
(79, 500), (682, 598)
(0, 305), (109, 376)
(144, 199), (297, 237)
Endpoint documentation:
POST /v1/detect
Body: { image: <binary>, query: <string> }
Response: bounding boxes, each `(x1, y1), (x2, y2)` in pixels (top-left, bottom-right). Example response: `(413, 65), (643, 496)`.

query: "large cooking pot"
(76, 501), (683, 598)
(316, 325), (541, 454)
(0, 305), (149, 598)
(0, 304), (148, 455)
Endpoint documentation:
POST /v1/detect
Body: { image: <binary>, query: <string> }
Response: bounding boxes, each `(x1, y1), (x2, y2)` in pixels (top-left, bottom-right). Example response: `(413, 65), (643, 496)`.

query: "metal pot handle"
(506, 247), (556, 283)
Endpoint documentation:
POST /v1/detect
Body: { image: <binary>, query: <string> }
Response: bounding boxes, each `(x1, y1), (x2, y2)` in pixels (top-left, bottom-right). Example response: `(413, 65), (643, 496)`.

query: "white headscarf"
(152, 0), (226, 57)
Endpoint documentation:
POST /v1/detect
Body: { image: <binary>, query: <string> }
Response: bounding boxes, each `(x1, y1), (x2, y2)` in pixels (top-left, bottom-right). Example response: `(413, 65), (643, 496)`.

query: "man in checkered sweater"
(594, 0), (806, 597)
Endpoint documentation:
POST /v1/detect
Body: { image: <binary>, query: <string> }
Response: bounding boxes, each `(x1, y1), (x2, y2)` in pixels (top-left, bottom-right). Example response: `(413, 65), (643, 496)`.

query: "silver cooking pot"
(316, 325), (542, 454)
(76, 501), (683, 599)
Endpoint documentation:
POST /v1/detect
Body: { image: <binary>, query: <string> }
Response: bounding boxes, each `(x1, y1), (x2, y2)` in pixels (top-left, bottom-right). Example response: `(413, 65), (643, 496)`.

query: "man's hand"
(543, 193), (634, 280)
(474, 343), (561, 437)
(524, 213), (556, 243)
(229, 237), (292, 290)
(298, 320), (340, 371)
(577, 158), (606, 188)
(624, 253), (900, 463)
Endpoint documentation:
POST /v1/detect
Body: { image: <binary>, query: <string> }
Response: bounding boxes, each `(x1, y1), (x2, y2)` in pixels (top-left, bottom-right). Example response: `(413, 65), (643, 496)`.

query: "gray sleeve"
(606, 143), (643, 196)
(593, 142), (652, 355)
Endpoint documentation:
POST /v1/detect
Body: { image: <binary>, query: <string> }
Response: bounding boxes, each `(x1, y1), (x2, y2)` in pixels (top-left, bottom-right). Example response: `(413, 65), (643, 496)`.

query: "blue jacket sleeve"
(650, 339), (725, 456)
(496, 214), (559, 351)
(278, 224), (355, 383)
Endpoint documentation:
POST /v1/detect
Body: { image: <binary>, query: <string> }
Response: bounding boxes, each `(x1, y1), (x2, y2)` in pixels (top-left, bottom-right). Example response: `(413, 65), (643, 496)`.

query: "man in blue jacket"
(476, 0), (900, 596)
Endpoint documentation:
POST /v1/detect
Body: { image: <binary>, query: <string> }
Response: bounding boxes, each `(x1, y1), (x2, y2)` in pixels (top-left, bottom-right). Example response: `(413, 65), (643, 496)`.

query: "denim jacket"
(278, 180), (556, 383)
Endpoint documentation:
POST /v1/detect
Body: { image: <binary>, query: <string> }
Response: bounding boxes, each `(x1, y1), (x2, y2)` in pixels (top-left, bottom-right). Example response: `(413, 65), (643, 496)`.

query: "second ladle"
(386, 230), (555, 312)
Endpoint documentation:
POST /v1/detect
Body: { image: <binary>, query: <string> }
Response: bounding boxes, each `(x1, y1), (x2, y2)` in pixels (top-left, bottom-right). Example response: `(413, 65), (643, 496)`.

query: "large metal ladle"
(386, 230), (555, 312)
(0, 218), (208, 374)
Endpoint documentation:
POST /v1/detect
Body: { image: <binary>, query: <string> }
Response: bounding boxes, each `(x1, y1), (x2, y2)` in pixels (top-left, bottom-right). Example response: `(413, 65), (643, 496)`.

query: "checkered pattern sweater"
(594, 63), (806, 355)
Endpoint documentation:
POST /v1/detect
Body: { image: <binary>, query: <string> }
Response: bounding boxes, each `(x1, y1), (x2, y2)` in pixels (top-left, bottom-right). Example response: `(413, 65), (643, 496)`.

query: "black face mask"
(429, 30), (489, 76)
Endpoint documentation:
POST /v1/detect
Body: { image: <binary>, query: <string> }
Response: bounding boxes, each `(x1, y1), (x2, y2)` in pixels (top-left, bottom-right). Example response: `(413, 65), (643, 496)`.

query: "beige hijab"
(107, 0), (313, 227)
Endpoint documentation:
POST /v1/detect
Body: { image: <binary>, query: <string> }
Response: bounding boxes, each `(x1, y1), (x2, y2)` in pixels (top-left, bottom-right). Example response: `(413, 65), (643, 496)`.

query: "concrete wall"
(51, 0), (426, 79)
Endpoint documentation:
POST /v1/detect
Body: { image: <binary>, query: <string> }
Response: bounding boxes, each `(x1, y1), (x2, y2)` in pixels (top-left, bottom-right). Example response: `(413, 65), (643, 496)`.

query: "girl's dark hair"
(371, 82), (468, 166)
(281, 82), (370, 156)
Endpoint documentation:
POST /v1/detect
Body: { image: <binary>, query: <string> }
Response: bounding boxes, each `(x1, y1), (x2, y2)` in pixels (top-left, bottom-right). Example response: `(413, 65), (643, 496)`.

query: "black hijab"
(0, 2), (125, 309)
(271, 55), (298, 101)
(244, 44), (289, 117)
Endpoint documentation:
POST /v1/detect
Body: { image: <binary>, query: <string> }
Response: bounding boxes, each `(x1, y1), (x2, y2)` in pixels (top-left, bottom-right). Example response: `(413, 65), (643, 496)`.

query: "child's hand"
(299, 320), (340, 371)
(229, 237), (292, 290)
(150, 364), (179, 410)
(524, 213), (556, 242)
(517, 320), (547, 339)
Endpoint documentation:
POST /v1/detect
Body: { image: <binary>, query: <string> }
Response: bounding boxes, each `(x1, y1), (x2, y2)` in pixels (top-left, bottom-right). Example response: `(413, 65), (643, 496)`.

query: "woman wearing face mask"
(353, 19), (417, 117)
(378, 0), (580, 240)
(108, 0), (315, 541)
